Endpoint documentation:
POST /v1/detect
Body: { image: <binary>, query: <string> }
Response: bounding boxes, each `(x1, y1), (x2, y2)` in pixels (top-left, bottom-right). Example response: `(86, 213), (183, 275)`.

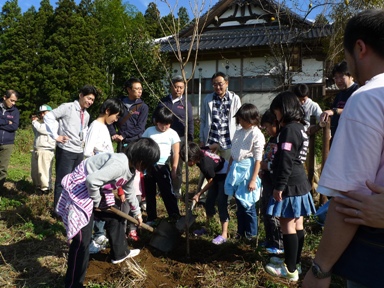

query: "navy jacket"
(108, 98), (148, 144)
(156, 95), (194, 140)
(0, 102), (19, 145)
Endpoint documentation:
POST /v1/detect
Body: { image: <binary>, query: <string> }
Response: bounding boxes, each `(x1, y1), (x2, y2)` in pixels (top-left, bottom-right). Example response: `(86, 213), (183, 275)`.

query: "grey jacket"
(44, 100), (89, 153)
(199, 91), (242, 145)
(84, 153), (140, 217)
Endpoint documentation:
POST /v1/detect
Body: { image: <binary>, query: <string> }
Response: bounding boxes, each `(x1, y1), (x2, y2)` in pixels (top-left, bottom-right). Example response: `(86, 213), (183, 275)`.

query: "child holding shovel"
(56, 138), (160, 288)
(180, 142), (229, 245)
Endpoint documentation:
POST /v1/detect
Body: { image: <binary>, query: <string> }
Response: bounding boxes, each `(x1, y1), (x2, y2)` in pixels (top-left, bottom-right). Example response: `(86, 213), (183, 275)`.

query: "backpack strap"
(119, 103), (142, 126)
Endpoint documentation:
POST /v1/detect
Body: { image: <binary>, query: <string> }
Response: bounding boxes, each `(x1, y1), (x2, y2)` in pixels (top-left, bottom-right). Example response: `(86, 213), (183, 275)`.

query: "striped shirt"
(56, 160), (124, 240)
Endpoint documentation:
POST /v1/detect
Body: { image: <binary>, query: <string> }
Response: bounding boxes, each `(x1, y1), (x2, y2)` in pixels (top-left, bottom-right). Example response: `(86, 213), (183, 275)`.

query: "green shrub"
(14, 126), (34, 154)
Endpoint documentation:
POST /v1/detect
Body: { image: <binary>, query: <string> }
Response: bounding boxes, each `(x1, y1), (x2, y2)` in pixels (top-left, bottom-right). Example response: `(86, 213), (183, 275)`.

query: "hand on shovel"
(136, 214), (143, 227)
(192, 192), (201, 203)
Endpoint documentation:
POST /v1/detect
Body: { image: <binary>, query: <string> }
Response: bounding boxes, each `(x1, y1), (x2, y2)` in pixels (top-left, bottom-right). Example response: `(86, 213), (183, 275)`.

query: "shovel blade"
(175, 212), (197, 232)
(175, 200), (197, 232)
(149, 219), (180, 252)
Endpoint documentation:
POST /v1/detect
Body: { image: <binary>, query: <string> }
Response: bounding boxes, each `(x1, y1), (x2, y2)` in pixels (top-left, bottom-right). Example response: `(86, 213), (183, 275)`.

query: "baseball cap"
(39, 104), (52, 112)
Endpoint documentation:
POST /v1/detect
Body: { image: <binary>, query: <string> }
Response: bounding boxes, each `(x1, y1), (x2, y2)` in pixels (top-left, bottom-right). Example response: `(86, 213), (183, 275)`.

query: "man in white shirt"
(303, 10), (384, 288)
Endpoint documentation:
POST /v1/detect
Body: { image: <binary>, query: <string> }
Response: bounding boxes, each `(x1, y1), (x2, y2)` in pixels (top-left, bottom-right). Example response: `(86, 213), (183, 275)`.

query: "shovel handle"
(191, 200), (196, 210)
(107, 206), (154, 232)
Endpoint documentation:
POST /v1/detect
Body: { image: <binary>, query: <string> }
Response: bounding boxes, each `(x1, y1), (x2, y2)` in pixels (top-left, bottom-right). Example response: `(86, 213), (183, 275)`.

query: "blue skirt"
(266, 192), (316, 218)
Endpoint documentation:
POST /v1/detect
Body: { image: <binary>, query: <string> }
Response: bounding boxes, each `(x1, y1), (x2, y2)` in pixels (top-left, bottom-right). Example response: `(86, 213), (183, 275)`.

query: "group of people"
(38, 76), (193, 288)
(1, 9), (384, 288)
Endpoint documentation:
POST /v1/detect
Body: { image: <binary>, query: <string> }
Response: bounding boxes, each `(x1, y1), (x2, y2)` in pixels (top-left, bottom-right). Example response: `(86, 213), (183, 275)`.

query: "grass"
(0, 128), (347, 287)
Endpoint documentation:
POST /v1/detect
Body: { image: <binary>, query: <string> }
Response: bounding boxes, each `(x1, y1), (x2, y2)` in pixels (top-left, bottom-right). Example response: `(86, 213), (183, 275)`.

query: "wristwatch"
(332, 107), (338, 116)
(311, 261), (332, 279)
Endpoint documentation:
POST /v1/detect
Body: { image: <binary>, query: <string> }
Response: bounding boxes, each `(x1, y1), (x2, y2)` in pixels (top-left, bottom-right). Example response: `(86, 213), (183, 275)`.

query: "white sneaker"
(269, 257), (302, 274)
(94, 235), (109, 246)
(265, 262), (299, 281)
(89, 240), (101, 254)
(111, 249), (141, 264)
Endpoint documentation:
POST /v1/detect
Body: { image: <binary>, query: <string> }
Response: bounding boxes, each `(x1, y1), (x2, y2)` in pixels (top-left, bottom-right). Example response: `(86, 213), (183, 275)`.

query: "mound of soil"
(85, 231), (261, 287)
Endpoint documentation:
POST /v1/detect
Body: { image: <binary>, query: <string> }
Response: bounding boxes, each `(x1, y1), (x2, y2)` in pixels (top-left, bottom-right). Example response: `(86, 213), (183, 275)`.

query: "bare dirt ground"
(0, 179), (334, 288)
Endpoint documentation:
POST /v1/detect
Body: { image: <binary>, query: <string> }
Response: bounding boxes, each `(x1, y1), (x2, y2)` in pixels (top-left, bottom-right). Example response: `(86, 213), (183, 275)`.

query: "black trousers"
(261, 179), (283, 249)
(54, 147), (83, 209)
(65, 210), (130, 288)
(144, 164), (180, 221)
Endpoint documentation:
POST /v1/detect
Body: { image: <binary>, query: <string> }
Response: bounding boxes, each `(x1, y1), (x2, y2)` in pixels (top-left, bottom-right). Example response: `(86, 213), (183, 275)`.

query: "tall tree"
(177, 7), (190, 29)
(94, 0), (166, 117)
(33, 0), (55, 108)
(144, 2), (161, 38)
(13, 7), (41, 124)
(327, 0), (384, 68)
(42, 0), (104, 107)
(0, 0), (22, 92)
(94, 0), (139, 97)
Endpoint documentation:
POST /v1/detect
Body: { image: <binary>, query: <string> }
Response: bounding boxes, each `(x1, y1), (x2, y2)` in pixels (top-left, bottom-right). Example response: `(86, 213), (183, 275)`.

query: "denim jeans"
(54, 147), (84, 209)
(333, 226), (384, 288)
(347, 281), (368, 288)
(93, 219), (106, 239)
(236, 198), (258, 238)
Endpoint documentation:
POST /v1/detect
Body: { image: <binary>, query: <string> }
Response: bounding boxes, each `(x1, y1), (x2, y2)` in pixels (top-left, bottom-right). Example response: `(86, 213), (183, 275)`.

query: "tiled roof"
(160, 25), (332, 53)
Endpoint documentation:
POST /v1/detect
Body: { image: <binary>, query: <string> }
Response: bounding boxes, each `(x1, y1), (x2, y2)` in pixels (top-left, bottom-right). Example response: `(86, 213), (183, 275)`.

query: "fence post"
(319, 117), (331, 205)
(307, 115), (316, 185)
(321, 118), (331, 170)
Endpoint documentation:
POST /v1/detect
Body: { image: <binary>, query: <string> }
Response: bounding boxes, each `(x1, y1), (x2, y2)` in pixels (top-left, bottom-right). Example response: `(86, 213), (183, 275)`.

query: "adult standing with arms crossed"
(155, 75), (194, 198)
(108, 77), (149, 153)
(0, 90), (19, 188)
(108, 78), (149, 237)
(303, 10), (384, 288)
(44, 85), (98, 210)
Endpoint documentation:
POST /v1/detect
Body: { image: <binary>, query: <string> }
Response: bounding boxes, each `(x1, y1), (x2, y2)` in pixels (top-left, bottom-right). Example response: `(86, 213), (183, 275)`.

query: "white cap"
(39, 104), (52, 112)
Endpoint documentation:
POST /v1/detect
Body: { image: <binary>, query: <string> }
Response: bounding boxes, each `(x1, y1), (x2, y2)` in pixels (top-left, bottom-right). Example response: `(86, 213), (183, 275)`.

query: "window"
(243, 76), (281, 92)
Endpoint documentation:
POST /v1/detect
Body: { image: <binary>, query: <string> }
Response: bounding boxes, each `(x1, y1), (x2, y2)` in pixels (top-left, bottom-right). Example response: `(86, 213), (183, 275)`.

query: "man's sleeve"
(44, 111), (59, 140)
(121, 104), (149, 140)
(0, 109), (19, 131)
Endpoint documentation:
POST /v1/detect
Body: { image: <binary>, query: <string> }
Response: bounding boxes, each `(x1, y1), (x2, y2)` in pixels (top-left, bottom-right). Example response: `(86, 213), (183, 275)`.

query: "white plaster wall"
(292, 58), (323, 83)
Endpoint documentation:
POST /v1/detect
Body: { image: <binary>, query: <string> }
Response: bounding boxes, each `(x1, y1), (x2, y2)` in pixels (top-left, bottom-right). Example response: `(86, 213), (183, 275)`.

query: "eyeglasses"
(333, 75), (348, 81)
(212, 82), (226, 87)
(131, 87), (143, 91)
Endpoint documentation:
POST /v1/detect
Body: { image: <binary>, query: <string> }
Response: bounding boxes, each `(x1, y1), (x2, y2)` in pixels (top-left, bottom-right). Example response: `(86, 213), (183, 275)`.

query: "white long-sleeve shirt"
(84, 120), (114, 158)
(230, 126), (265, 162)
(32, 119), (57, 150)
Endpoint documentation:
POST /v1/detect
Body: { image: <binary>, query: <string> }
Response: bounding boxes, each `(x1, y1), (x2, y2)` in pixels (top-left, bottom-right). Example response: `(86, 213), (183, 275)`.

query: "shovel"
(175, 200), (197, 232)
(107, 206), (180, 253)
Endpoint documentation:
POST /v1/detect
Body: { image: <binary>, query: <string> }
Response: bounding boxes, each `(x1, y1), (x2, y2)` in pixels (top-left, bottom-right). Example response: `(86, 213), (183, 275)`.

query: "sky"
(0, 0), (322, 22)
(0, 0), (207, 17)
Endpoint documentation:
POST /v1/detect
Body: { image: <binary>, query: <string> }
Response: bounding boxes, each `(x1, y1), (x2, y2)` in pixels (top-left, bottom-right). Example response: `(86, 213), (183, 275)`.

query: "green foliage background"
(0, 0), (190, 128)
